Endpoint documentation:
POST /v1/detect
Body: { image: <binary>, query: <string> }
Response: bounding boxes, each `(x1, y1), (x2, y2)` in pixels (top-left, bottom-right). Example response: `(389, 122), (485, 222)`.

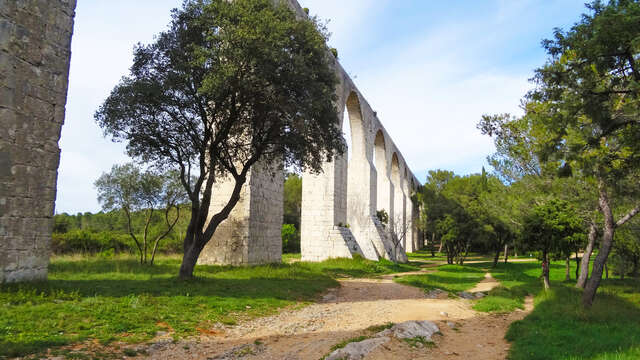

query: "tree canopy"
(479, 0), (640, 307)
(95, 0), (344, 277)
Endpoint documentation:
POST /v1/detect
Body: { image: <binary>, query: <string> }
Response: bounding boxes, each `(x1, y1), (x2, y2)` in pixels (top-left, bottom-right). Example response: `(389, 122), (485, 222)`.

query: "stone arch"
(391, 153), (407, 250)
(373, 130), (391, 216)
(342, 92), (366, 161)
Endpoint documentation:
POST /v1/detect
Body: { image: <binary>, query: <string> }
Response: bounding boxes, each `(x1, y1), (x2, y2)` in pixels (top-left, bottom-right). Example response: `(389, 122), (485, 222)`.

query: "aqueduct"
(0, 0), (421, 282)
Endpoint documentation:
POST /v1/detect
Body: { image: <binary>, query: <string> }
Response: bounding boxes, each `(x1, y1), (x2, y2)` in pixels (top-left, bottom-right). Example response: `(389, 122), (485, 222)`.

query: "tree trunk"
(565, 257), (571, 281)
(605, 262), (609, 280)
(493, 249), (500, 268)
(438, 239), (444, 253)
(431, 233), (436, 257)
(179, 173), (248, 278)
(179, 237), (205, 279)
(542, 250), (550, 290)
(583, 185), (615, 308)
(633, 257), (639, 278)
(575, 253), (580, 280)
(504, 244), (509, 264)
(576, 221), (597, 288)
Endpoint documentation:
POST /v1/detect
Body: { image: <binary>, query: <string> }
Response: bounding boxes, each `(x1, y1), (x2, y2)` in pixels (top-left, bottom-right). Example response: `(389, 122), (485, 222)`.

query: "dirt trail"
(469, 272), (500, 293)
(148, 267), (534, 360)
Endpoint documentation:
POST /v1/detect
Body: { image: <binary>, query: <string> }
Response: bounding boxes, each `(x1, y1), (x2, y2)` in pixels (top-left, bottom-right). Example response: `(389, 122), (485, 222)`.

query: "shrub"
(282, 224), (300, 253)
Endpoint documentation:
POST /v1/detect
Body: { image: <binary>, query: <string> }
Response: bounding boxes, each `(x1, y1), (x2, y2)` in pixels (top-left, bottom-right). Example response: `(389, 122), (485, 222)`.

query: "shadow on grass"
(0, 255), (419, 358)
(394, 264), (487, 293)
(507, 285), (640, 360)
(474, 261), (640, 359)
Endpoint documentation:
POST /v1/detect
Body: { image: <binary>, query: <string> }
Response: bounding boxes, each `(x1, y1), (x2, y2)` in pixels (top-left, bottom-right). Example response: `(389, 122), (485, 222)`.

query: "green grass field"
(485, 262), (640, 360)
(0, 254), (419, 358)
(396, 256), (640, 360)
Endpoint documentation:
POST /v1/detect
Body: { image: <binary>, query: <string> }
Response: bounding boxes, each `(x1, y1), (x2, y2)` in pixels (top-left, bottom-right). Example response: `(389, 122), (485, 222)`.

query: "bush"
(51, 230), (132, 255)
(282, 224), (300, 253)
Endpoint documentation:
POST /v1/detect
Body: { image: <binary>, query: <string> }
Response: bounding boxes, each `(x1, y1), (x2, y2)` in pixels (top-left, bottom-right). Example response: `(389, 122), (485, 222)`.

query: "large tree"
(95, 0), (344, 278)
(481, 0), (640, 307)
(527, 0), (640, 306)
(522, 199), (585, 289)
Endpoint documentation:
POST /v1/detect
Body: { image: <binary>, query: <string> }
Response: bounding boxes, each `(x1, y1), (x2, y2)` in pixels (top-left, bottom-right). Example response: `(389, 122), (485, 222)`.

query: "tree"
(416, 171), (492, 265)
(283, 172), (302, 228)
(95, 0), (344, 278)
(95, 163), (186, 265)
(521, 200), (585, 289)
(526, 0), (640, 306)
(480, 0), (640, 307)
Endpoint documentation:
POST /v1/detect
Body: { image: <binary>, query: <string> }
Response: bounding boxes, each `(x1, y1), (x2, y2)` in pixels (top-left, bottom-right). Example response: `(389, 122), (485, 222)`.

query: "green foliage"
(0, 254), (419, 358)
(329, 335), (370, 352)
(330, 47), (338, 58)
(394, 264), (486, 294)
(95, 0), (345, 276)
(416, 169), (515, 265)
(402, 336), (435, 348)
(376, 209), (389, 227)
(53, 207), (189, 255)
(283, 172), (302, 228)
(523, 200), (585, 256)
(51, 230), (133, 255)
(507, 281), (640, 360)
(610, 224), (640, 279)
(365, 322), (394, 333)
(94, 163), (186, 265)
(281, 224), (300, 253)
(479, 0), (640, 305)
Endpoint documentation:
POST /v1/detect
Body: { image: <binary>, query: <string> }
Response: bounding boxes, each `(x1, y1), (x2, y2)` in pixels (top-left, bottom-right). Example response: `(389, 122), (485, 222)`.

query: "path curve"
(147, 268), (534, 360)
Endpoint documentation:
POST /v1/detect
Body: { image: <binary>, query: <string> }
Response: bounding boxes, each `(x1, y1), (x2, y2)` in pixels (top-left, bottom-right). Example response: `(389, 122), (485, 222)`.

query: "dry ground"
(146, 265), (534, 360)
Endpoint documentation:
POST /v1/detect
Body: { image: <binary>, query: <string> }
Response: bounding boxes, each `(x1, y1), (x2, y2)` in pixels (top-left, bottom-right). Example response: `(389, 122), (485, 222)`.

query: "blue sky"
(57, 0), (587, 214)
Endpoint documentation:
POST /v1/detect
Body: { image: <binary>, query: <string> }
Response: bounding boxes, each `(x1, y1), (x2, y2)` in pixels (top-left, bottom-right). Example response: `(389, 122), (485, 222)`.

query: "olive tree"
(95, 0), (344, 278)
(95, 163), (186, 265)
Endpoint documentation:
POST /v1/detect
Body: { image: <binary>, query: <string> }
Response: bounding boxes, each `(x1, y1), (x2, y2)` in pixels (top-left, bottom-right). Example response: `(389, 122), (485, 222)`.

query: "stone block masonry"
(199, 159), (284, 266)
(0, 0), (76, 283)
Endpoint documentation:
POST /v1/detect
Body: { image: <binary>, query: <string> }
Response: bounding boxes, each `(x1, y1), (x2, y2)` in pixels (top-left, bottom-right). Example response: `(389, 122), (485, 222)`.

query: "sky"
(57, 0), (588, 214)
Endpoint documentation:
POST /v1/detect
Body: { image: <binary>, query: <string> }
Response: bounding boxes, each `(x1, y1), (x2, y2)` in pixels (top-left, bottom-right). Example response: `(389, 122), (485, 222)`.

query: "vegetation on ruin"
(0, 255), (419, 358)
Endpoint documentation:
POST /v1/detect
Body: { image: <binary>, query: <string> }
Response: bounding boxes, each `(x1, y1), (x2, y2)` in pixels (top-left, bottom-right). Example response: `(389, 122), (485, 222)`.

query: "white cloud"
(350, 21), (532, 181)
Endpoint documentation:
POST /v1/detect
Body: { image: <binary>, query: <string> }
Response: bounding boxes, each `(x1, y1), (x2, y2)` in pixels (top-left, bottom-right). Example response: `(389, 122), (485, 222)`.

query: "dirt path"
(147, 268), (534, 360)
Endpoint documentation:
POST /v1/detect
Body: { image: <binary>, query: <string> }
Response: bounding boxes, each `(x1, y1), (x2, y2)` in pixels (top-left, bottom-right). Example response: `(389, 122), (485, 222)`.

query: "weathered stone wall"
(200, 160), (283, 266)
(0, 0), (76, 283)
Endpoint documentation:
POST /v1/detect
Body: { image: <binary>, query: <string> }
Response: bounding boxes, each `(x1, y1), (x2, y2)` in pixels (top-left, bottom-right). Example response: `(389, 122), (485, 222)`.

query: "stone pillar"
(404, 183), (416, 253)
(199, 160), (284, 265)
(301, 153), (364, 261)
(0, 0), (76, 283)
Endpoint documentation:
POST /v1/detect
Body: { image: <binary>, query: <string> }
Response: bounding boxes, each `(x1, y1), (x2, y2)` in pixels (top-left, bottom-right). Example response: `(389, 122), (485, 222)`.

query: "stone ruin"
(0, 0), (421, 282)
(0, 0), (77, 282)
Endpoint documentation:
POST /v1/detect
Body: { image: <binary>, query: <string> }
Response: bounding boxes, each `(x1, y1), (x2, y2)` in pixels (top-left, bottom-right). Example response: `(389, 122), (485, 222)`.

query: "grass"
(406, 251), (493, 263)
(507, 279), (640, 360)
(328, 335), (371, 352)
(467, 259), (640, 360)
(282, 253), (301, 263)
(0, 254), (419, 358)
(402, 336), (435, 348)
(393, 264), (487, 294)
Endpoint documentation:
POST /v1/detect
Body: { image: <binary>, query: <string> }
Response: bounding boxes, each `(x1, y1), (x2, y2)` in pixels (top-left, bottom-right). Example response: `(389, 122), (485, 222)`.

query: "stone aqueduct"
(0, 0), (422, 283)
